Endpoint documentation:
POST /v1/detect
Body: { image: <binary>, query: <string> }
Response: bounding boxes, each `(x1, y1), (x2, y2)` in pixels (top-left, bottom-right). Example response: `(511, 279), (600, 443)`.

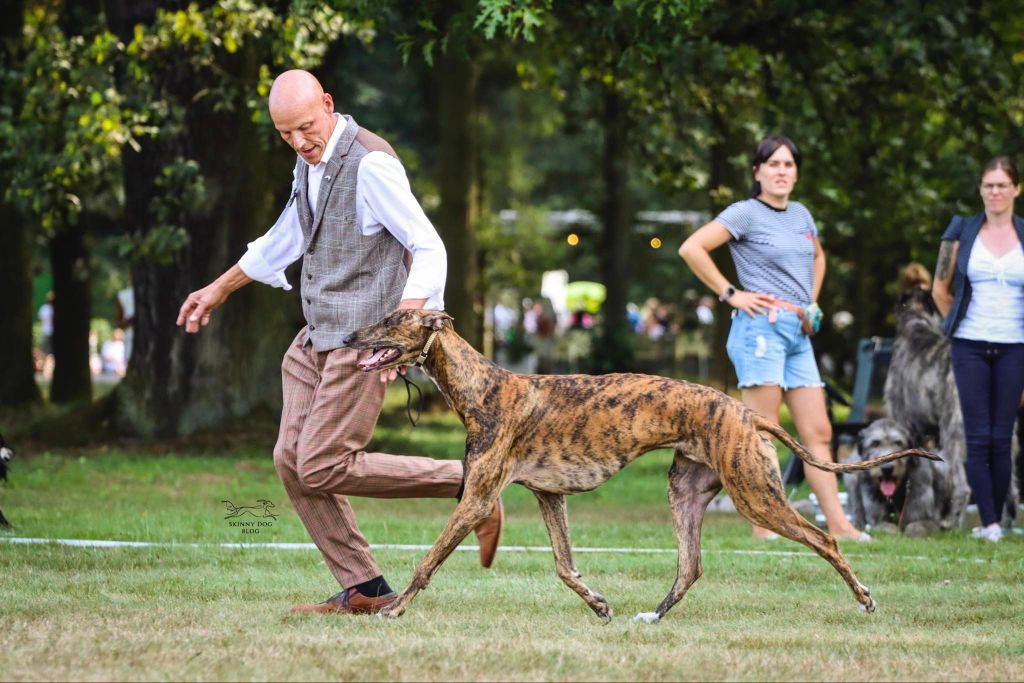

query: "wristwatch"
(719, 285), (736, 302)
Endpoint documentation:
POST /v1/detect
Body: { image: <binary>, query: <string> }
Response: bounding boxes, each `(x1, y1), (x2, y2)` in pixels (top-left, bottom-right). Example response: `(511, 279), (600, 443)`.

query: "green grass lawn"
(1, 385), (1023, 681)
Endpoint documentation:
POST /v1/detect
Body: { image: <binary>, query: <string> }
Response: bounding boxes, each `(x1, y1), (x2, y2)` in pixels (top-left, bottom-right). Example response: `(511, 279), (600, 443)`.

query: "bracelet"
(719, 284), (736, 302)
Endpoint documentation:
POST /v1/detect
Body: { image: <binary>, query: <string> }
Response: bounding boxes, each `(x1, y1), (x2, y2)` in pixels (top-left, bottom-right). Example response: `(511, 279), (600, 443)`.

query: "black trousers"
(950, 337), (1024, 526)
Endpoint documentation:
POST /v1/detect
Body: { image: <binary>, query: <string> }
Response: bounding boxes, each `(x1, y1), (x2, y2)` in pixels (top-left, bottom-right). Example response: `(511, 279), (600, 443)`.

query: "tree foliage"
(5, 0), (1024, 423)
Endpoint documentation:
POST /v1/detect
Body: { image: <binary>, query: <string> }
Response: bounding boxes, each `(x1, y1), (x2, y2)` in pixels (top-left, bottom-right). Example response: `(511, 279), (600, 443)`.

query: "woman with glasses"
(932, 156), (1024, 543)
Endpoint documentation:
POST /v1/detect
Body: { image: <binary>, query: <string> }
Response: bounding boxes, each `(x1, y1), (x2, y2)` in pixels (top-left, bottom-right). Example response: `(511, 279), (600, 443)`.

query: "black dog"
(0, 433), (12, 527)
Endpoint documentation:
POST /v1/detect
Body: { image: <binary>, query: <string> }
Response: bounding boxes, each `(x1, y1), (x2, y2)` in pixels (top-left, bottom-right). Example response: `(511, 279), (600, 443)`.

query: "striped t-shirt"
(715, 198), (818, 306)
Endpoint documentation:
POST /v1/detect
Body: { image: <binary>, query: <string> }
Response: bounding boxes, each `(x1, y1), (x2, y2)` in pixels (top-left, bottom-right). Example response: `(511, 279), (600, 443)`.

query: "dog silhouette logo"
(221, 499), (279, 520)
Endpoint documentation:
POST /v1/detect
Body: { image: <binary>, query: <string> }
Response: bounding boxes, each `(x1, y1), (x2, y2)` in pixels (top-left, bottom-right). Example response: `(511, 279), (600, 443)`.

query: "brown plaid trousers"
(273, 327), (463, 588)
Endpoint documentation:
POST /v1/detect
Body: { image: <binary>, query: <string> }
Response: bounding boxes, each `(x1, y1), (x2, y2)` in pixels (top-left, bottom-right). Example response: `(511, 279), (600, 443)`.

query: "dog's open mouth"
(357, 348), (402, 371)
(880, 479), (898, 498)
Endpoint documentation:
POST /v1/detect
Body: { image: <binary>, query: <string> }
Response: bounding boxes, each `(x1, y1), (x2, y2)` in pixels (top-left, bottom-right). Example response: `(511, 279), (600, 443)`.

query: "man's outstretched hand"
(177, 266), (252, 334)
(177, 282), (229, 333)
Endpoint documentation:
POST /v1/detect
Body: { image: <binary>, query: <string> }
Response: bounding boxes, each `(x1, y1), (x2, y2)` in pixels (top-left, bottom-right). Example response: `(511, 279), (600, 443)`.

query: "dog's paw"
(858, 597), (877, 614)
(633, 612), (661, 624)
(590, 595), (613, 624)
(376, 605), (404, 620)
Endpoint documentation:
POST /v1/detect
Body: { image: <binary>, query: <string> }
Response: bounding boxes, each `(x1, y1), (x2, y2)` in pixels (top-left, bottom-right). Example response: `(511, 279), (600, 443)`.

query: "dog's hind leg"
(636, 453), (721, 624)
(724, 441), (876, 613)
(533, 490), (612, 623)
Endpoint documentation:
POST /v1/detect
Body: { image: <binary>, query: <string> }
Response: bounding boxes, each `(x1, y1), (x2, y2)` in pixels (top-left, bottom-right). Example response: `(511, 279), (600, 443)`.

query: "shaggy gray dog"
(882, 286), (969, 529)
(843, 418), (954, 536)
(882, 286), (1018, 528)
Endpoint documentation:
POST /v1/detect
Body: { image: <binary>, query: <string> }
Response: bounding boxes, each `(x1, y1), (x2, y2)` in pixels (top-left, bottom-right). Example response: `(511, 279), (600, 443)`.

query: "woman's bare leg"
(785, 386), (863, 539)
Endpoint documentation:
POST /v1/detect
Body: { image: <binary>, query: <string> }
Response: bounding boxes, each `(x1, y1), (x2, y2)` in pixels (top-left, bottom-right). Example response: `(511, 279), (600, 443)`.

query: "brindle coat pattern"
(343, 310), (938, 622)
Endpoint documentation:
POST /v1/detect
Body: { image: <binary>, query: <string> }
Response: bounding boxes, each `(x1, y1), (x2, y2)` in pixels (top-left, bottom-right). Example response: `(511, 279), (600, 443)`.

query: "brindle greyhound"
(343, 310), (939, 622)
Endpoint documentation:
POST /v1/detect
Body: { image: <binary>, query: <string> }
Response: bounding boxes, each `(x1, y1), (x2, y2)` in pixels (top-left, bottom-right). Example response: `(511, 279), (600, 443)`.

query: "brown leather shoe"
(474, 499), (504, 568)
(290, 587), (397, 615)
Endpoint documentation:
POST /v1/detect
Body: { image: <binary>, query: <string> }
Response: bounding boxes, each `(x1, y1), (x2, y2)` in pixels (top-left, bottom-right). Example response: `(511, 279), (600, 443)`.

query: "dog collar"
(414, 330), (440, 368)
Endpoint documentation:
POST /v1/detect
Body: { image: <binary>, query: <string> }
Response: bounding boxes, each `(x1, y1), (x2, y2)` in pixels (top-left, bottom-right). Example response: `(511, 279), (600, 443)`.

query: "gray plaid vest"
(294, 115), (409, 351)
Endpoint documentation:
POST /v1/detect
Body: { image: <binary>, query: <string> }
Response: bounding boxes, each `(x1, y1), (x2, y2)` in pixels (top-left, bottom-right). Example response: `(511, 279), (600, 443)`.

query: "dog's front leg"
(533, 491), (612, 623)
(381, 474), (505, 619)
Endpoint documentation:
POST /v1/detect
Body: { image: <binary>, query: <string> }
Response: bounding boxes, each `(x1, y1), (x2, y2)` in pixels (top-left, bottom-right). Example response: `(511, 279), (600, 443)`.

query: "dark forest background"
(2, 0), (1021, 438)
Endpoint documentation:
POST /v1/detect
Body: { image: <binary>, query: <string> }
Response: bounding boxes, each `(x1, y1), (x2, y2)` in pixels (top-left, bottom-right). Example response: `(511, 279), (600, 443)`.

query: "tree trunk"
(595, 83), (634, 373)
(48, 222), (93, 404)
(108, 2), (299, 436)
(706, 108), (746, 392)
(0, 0), (40, 407)
(0, 202), (41, 406)
(435, 49), (482, 349)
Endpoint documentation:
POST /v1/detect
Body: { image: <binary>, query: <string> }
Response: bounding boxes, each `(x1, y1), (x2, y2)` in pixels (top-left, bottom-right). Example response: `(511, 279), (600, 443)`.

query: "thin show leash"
(397, 329), (440, 428)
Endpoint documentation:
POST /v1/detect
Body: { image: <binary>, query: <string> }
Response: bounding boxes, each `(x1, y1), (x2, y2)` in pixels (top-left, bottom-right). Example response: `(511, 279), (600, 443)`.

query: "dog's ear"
(422, 311), (453, 331)
(856, 425), (869, 457)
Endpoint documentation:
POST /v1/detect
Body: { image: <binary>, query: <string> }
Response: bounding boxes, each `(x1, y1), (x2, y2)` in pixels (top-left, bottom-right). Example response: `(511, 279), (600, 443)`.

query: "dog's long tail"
(754, 416), (941, 472)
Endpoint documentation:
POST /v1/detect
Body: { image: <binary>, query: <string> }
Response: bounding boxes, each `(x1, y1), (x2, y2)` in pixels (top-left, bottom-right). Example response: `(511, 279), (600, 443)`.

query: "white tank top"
(954, 239), (1024, 344)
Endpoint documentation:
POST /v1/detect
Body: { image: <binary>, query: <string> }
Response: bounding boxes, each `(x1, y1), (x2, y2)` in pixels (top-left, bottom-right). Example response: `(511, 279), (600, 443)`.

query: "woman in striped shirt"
(679, 135), (868, 542)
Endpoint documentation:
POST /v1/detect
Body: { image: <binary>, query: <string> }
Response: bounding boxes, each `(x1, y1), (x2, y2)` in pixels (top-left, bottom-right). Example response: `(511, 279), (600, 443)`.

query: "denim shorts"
(726, 309), (824, 390)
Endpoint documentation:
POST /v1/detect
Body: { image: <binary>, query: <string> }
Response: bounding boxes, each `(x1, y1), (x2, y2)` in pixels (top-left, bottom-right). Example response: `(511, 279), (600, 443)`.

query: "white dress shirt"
(954, 239), (1024, 344)
(238, 114), (446, 309)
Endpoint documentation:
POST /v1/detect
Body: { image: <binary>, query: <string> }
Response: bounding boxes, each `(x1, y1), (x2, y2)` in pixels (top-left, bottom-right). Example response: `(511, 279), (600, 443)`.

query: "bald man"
(177, 70), (503, 615)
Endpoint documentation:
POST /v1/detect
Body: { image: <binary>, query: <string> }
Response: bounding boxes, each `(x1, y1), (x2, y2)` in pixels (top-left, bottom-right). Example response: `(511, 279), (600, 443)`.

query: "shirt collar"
(305, 113), (346, 170)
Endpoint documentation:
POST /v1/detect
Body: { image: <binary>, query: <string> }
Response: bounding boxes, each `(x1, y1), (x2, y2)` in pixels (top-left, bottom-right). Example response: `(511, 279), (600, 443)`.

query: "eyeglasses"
(981, 182), (1014, 193)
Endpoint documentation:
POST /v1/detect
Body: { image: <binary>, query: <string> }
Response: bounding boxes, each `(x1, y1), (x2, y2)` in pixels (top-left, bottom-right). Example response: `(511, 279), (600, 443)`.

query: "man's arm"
(178, 178), (305, 334)
(237, 186), (306, 291)
(357, 152), (447, 381)
(357, 152), (447, 307)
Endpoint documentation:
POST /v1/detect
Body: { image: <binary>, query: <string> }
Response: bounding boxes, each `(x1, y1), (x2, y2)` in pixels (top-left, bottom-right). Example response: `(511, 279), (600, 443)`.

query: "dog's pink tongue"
(359, 349), (391, 369)
(881, 480), (897, 498)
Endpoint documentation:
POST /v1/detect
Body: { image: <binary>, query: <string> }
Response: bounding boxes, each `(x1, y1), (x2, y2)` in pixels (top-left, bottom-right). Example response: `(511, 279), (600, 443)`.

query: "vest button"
(306, 298), (311, 305)
(307, 249), (314, 255)
(309, 325), (315, 331)
(307, 273), (312, 280)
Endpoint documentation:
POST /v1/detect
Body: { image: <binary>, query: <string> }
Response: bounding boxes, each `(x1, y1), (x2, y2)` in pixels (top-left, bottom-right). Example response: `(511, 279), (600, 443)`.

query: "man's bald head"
(269, 70), (324, 113)
(269, 70), (338, 165)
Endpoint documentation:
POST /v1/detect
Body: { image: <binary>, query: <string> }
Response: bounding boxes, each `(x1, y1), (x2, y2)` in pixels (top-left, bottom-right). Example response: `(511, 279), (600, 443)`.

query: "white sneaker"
(975, 525), (1003, 543)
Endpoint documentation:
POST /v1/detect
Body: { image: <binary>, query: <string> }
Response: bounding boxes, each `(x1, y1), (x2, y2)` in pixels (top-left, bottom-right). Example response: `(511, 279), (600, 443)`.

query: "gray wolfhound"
(843, 418), (954, 536)
(883, 286), (1018, 528)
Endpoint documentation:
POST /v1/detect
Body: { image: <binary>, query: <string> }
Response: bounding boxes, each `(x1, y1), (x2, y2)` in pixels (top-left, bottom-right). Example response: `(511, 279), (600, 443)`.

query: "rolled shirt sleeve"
(357, 151), (447, 308)
(237, 174), (305, 290)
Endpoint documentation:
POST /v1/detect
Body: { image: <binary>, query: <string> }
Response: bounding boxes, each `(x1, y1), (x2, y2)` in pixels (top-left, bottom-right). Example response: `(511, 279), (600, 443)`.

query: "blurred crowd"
(489, 290), (716, 376)
(34, 287), (134, 381)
